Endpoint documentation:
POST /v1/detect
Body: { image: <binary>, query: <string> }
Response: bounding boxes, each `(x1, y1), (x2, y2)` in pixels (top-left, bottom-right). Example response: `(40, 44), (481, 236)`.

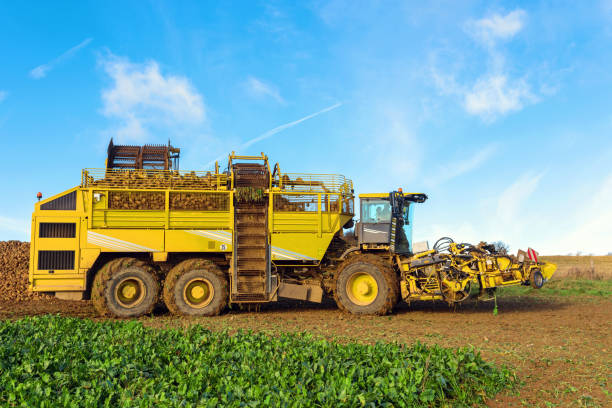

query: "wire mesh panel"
(273, 194), (319, 212)
(170, 192), (230, 211)
(108, 191), (165, 210)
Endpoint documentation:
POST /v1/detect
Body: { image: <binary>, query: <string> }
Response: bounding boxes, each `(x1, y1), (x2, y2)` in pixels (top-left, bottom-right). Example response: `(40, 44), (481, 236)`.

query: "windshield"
(361, 199), (391, 223)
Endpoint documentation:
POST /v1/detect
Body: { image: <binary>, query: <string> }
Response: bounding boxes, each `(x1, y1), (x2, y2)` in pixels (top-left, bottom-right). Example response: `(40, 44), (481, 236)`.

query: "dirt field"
(1, 292), (610, 407)
(1, 243), (610, 406)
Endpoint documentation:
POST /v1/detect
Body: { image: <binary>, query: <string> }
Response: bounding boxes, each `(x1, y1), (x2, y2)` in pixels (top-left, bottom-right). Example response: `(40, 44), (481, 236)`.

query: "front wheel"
(334, 256), (398, 315)
(530, 269), (544, 289)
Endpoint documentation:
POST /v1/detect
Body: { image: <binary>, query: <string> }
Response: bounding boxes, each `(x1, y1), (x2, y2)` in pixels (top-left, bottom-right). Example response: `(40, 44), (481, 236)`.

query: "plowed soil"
(0, 296), (610, 407)
(1, 241), (610, 407)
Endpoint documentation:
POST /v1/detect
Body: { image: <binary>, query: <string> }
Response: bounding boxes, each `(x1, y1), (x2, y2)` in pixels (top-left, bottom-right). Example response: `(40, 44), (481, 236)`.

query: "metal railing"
(273, 173), (353, 194)
(82, 168), (229, 191)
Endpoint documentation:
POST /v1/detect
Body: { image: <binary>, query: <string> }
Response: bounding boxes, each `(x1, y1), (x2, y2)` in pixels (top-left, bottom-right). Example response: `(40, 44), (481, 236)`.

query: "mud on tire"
(333, 254), (399, 315)
(163, 258), (228, 316)
(92, 257), (159, 318)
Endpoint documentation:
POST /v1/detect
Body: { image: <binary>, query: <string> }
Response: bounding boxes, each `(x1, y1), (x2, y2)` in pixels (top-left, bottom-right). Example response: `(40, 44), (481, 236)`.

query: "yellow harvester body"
(28, 142), (555, 316)
(29, 154), (353, 298)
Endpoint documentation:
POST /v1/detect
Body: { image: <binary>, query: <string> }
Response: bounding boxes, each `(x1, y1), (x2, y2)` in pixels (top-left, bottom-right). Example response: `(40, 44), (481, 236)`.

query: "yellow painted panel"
(32, 279), (85, 291)
(153, 252), (168, 262)
(359, 192), (423, 198)
(35, 238), (78, 250)
(271, 233), (334, 261)
(165, 230), (232, 252)
(93, 210), (166, 228)
(540, 262), (557, 280)
(497, 256), (512, 270)
(359, 193), (390, 199)
(86, 229), (164, 252)
(169, 211), (232, 229)
(32, 274), (86, 291)
(80, 248), (101, 269)
(272, 213), (318, 232)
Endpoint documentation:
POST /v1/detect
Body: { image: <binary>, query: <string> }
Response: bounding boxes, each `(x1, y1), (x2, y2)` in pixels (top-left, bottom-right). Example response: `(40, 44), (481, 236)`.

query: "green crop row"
(0, 316), (516, 407)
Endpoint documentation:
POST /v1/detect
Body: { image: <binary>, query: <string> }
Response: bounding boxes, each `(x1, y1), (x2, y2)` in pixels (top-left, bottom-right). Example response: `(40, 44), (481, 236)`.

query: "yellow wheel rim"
(116, 277), (146, 308)
(346, 272), (378, 306)
(183, 278), (214, 308)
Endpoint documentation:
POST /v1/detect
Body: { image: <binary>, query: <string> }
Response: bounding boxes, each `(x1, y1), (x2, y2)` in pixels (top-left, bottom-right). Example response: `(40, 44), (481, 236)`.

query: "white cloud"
(246, 76), (285, 104)
(431, 9), (540, 122)
(465, 9), (526, 46)
(464, 75), (536, 121)
(497, 171), (544, 221)
(30, 38), (93, 79)
(426, 143), (498, 186)
(100, 54), (205, 142)
(0, 90), (7, 102)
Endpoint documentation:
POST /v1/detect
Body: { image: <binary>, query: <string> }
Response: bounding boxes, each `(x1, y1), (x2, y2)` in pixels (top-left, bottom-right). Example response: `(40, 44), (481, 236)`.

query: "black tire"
(92, 257), (159, 318)
(163, 259), (228, 316)
(333, 254), (398, 315)
(530, 269), (544, 289)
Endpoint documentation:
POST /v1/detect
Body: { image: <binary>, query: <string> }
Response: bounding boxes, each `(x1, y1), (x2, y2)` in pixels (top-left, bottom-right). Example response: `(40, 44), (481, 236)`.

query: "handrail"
(273, 172), (353, 195)
(81, 168), (228, 191)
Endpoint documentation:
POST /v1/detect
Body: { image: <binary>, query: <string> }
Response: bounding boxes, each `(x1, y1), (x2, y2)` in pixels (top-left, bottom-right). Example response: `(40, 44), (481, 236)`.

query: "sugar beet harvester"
(29, 140), (556, 317)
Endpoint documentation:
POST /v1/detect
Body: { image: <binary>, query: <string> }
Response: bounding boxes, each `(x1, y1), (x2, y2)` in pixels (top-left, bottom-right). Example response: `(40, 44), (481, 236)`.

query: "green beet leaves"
(0, 316), (516, 407)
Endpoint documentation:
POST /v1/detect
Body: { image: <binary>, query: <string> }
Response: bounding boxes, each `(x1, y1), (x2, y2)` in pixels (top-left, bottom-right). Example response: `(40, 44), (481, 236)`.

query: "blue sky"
(1, 1), (611, 255)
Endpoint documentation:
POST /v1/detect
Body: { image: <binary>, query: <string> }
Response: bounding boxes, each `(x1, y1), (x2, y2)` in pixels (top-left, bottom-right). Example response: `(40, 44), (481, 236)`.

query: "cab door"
(358, 198), (391, 244)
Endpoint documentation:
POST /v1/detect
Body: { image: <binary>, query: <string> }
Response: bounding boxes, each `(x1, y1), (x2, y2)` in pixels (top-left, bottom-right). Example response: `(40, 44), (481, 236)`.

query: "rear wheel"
(163, 259), (228, 316)
(334, 254), (398, 315)
(92, 257), (159, 318)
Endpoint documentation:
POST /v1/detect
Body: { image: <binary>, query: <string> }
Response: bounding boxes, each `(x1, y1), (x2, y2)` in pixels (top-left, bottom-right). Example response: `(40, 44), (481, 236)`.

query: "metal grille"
(82, 169), (228, 191)
(107, 139), (179, 170)
(40, 191), (76, 210)
(108, 191), (165, 210)
(38, 250), (75, 270)
(39, 223), (76, 238)
(273, 194), (319, 212)
(232, 163), (269, 188)
(170, 192), (229, 211)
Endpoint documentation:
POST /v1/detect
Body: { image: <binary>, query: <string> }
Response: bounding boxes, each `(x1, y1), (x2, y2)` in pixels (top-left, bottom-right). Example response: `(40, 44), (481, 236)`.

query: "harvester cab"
(356, 191), (428, 255)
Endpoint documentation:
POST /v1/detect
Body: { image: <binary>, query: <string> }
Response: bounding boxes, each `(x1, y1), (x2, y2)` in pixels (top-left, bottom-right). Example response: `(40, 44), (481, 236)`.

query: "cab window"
(361, 199), (391, 223)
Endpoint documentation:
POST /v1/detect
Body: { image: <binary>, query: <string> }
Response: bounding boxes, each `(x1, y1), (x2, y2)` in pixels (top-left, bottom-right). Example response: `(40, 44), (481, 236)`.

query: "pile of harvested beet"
(0, 241), (50, 302)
